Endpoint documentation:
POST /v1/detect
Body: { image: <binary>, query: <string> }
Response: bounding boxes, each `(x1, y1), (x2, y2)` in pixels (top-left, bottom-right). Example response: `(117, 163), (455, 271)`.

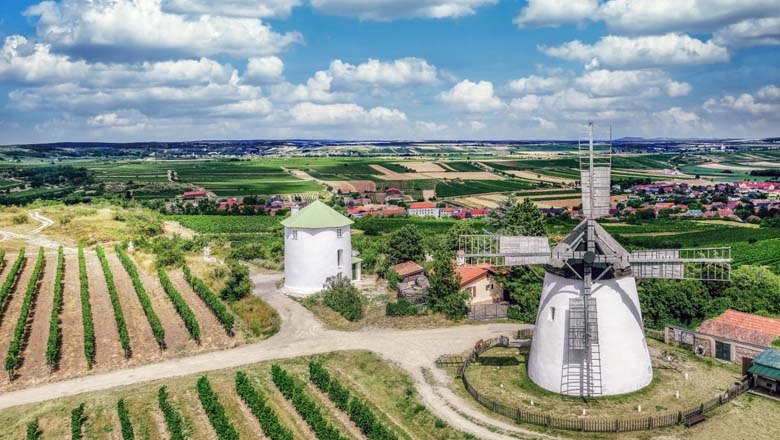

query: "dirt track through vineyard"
(16, 252), (56, 384)
(86, 250), (123, 369)
(57, 253), (86, 377)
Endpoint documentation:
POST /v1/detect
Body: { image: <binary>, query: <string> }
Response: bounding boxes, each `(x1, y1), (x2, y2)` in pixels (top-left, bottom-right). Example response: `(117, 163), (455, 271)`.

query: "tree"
(638, 279), (710, 329)
(322, 276), (363, 321)
(488, 195), (545, 236)
(496, 266), (543, 323)
(427, 252), (467, 319)
(220, 260), (253, 301)
(443, 220), (479, 252)
(722, 265), (780, 316)
(385, 225), (425, 265)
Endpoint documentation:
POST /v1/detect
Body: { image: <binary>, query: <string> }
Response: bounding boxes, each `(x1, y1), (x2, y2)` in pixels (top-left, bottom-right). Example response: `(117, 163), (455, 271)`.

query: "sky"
(0, 0), (778, 143)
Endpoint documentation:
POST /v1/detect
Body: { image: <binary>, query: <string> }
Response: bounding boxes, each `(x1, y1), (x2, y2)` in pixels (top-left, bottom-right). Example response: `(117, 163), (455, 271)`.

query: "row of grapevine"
(182, 265), (234, 334)
(158, 386), (185, 440)
(71, 403), (86, 440)
(0, 248), (26, 323)
(271, 365), (347, 440)
(0, 250), (4, 272)
(5, 247), (45, 379)
(96, 245), (131, 358)
(235, 371), (294, 440)
(45, 246), (65, 370)
(115, 245), (165, 349)
(117, 399), (135, 440)
(78, 246), (96, 368)
(157, 268), (200, 342)
(196, 376), (240, 440)
(309, 361), (398, 440)
(25, 419), (38, 440)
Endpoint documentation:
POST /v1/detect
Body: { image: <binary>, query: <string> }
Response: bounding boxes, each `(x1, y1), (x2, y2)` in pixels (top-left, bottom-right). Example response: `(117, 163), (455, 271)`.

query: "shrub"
(25, 419), (39, 440)
(5, 247), (45, 378)
(322, 276), (363, 322)
(220, 260), (252, 301)
(158, 387), (185, 440)
(235, 371), (294, 440)
(157, 268), (200, 342)
(385, 298), (418, 317)
(71, 403), (86, 440)
(196, 376), (239, 440)
(96, 245), (131, 357)
(116, 245), (165, 348)
(78, 246), (96, 367)
(117, 399), (135, 440)
(46, 246), (65, 369)
(183, 265), (234, 334)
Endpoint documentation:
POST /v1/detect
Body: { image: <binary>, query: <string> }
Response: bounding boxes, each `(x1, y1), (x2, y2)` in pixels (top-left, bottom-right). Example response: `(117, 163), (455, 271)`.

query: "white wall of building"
(284, 225), (352, 295)
(528, 272), (653, 396)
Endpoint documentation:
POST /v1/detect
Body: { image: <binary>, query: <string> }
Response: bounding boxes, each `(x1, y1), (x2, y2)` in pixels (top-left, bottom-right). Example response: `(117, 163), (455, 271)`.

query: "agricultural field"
(435, 179), (535, 198)
(166, 215), (282, 234)
(0, 351), (469, 440)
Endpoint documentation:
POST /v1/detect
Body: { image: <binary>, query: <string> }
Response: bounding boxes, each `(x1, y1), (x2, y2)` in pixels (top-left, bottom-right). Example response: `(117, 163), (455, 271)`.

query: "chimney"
(290, 204), (300, 214)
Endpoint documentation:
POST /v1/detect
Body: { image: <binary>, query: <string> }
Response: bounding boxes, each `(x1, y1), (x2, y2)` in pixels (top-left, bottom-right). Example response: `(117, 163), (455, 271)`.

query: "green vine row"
(235, 371), (293, 440)
(5, 247), (45, 379)
(45, 246), (65, 370)
(182, 265), (234, 334)
(196, 376), (240, 440)
(78, 246), (96, 368)
(96, 245), (131, 357)
(115, 245), (165, 348)
(157, 268), (200, 342)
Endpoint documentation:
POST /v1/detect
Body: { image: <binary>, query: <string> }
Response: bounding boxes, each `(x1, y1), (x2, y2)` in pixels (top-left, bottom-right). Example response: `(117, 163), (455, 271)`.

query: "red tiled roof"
(455, 264), (492, 287)
(183, 190), (206, 197)
(390, 261), (425, 278)
(409, 202), (436, 209)
(697, 309), (780, 347)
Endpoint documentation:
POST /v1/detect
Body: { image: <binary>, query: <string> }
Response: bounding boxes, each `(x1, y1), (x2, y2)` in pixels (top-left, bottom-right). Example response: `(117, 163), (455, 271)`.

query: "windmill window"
(291, 230), (298, 240)
(549, 307), (556, 321)
(337, 249), (343, 267)
(337, 228), (343, 238)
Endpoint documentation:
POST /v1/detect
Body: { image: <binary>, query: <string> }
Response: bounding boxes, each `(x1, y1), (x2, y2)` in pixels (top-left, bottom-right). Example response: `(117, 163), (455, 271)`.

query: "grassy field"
(435, 179), (535, 198)
(0, 351), (470, 440)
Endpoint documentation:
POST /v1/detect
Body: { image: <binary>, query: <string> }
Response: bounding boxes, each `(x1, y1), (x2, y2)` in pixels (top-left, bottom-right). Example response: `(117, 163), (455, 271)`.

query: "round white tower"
(527, 272), (653, 396)
(282, 201), (353, 295)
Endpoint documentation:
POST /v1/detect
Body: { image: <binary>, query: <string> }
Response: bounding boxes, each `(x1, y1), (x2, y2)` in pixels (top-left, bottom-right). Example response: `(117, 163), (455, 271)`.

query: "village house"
(408, 201), (440, 217)
(182, 188), (208, 200)
(684, 310), (780, 363)
(455, 264), (504, 305)
(384, 187), (403, 202)
(390, 261), (428, 302)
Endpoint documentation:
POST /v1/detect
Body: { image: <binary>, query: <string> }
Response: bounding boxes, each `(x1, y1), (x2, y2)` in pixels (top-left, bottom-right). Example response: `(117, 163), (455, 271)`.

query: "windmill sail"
(630, 247), (731, 281)
(580, 122), (612, 219)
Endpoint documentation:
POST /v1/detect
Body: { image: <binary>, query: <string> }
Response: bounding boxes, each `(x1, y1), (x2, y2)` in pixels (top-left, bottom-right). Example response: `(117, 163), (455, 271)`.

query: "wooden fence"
(467, 302), (509, 320)
(458, 336), (750, 432)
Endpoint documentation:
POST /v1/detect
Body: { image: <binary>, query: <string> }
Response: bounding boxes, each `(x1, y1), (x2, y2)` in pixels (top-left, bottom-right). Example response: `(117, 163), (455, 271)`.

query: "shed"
(748, 349), (780, 396)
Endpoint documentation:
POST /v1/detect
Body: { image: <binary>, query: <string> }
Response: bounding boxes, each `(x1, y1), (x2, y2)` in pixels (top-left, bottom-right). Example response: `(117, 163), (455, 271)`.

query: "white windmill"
(458, 123), (731, 397)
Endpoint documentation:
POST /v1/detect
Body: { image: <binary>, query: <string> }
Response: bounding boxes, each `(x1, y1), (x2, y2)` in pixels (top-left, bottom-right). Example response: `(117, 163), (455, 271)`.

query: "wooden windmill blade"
(580, 122), (612, 220)
(629, 247), (732, 281)
(458, 234), (551, 266)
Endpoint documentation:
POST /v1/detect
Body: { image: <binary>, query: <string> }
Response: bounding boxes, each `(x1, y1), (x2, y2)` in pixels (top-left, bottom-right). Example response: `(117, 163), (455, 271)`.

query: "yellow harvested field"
(370, 164), (502, 181)
(533, 194), (627, 209)
(506, 170), (576, 184)
(398, 162), (446, 172)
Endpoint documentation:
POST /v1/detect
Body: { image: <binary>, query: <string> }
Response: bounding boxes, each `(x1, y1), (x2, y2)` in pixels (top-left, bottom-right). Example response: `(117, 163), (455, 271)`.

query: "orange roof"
(697, 309), (780, 347)
(455, 264), (492, 287)
(390, 261), (425, 278)
(409, 202), (436, 209)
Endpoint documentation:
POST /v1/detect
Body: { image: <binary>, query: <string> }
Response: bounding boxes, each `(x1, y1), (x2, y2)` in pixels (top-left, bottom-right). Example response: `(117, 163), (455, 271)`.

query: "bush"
(220, 260), (252, 301)
(196, 376), (239, 440)
(235, 371), (293, 440)
(386, 270), (401, 291)
(385, 298), (418, 317)
(322, 277), (363, 322)
(117, 399), (135, 440)
(25, 419), (39, 440)
(158, 386), (185, 440)
(71, 403), (86, 440)
(183, 265), (234, 334)
(78, 246), (96, 367)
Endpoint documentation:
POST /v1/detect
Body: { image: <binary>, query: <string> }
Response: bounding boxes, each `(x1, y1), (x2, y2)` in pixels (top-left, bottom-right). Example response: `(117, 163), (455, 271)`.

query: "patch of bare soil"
(85, 250), (124, 371)
(54, 254), (87, 380)
(168, 269), (237, 349)
(0, 256), (31, 387)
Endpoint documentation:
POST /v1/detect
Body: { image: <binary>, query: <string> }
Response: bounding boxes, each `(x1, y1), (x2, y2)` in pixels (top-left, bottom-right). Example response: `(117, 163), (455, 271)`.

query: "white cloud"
(269, 71), (344, 103)
(288, 102), (406, 126)
(245, 56), (285, 83)
(653, 107), (711, 132)
(713, 16), (780, 48)
(507, 74), (569, 94)
(25, 0), (302, 59)
(87, 109), (149, 128)
(703, 85), (780, 116)
(542, 33), (729, 68)
(416, 121), (448, 133)
(575, 69), (691, 97)
(514, 0), (598, 28)
(0, 35), (89, 84)
(161, 0), (301, 19)
(211, 98), (273, 117)
(328, 58), (438, 86)
(439, 80), (504, 113)
(757, 85), (780, 101)
(309, 0), (498, 20)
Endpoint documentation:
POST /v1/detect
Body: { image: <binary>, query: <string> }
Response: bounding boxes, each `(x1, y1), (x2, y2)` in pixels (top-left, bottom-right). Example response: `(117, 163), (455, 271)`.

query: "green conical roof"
(281, 200), (353, 228)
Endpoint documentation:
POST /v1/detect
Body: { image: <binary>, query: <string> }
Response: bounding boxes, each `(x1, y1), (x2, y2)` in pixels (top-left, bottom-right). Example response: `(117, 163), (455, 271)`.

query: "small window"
(291, 230), (298, 240)
(715, 341), (731, 361)
(467, 286), (476, 299)
(549, 307), (556, 322)
(337, 228), (343, 238)
(337, 249), (343, 267)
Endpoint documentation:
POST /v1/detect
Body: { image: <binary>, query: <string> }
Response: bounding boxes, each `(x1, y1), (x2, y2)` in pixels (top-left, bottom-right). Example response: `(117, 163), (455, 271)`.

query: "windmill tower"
(459, 123), (731, 397)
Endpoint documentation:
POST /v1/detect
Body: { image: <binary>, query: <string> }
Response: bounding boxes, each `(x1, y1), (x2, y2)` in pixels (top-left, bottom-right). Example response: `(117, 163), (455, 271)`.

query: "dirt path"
(86, 250), (123, 368)
(57, 253), (86, 376)
(168, 269), (235, 349)
(28, 212), (54, 234)
(15, 251), (56, 383)
(106, 252), (162, 361)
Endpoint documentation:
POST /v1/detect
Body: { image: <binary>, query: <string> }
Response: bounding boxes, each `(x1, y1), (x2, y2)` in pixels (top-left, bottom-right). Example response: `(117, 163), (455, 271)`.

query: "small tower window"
(549, 307), (556, 322)
(291, 230), (298, 240)
(337, 227), (343, 238)
(337, 249), (343, 267)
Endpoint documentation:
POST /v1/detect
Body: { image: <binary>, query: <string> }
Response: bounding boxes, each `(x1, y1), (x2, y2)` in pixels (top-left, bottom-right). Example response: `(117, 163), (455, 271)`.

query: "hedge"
(182, 265), (234, 334)
(71, 403), (86, 440)
(157, 268), (200, 342)
(0, 248), (26, 324)
(78, 246), (96, 367)
(45, 245), (65, 370)
(117, 399), (135, 440)
(235, 371), (294, 440)
(96, 245), (131, 357)
(385, 298), (418, 317)
(158, 386), (185, 440)
(196, 376), (239, 440)
(309, 361), (397, 440)
(272, 365), (346, 440)
(115, 245), (165, 348)
(25, 419), (39, 440)
(5, 247), (45, 379)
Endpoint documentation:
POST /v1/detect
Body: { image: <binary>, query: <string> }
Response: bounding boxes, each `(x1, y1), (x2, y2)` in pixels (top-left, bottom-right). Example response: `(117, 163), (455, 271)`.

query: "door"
(715, 341), (731, 361)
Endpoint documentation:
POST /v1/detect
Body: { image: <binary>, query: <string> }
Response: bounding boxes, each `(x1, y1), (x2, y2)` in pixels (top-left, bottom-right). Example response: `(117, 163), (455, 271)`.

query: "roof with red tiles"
(696, 309), (780, 347)
(455, 264), (493, 287)
(390, 261), (425, 278)
(409, 201), (436, 209)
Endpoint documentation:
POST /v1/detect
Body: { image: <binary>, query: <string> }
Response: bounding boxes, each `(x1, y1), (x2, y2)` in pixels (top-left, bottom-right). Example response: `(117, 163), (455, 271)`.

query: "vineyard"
(167, 214), (282, 234)
(0, 246), (241, 392)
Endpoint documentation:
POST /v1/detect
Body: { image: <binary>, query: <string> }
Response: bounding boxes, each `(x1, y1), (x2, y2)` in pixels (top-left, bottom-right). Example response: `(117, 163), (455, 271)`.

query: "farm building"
(282, 201), (360, 295)
(391, 261), (428, 301)
(687, 310), (780, 362)
(455, 264), (504, 305)
(748, 349), (780, 397)
(408, 202), (440, 217)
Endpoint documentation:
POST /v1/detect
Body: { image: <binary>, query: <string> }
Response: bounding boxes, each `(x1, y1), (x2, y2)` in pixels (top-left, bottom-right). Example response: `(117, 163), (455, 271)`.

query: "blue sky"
(0, 0), (778, 143)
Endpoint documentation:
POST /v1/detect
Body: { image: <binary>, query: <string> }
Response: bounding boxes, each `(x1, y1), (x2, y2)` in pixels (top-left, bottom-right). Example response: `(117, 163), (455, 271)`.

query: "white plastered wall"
(284, 226), (352, 295)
